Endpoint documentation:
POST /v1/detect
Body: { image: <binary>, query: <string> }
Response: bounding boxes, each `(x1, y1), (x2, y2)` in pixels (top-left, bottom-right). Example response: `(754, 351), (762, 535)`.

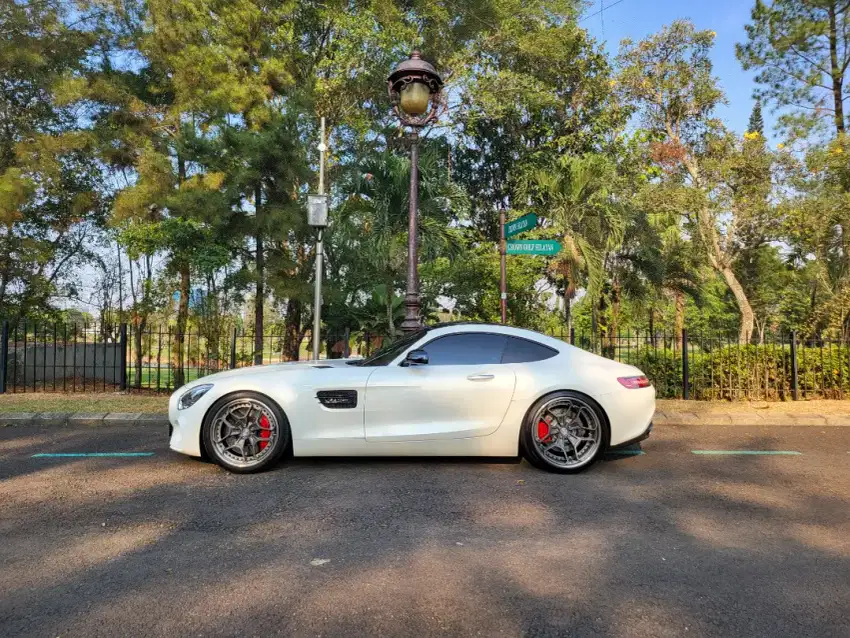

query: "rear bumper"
(610, 420), (652, 450)
(598, 385), (655, 447)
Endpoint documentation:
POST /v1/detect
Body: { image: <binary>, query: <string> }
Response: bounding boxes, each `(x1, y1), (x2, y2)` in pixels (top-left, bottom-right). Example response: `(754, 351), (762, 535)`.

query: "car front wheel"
(520, 391), (609, 473)
(202, 392), (289, 473)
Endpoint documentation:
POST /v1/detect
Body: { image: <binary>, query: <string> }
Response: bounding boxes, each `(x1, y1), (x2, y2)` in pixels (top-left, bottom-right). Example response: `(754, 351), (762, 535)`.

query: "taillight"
(618, 375), (651, 389)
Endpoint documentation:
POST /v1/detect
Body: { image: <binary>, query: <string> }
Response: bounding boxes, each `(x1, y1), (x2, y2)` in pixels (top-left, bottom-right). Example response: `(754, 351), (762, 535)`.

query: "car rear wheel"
(202, 392), (289, 473)
(521, 391), (608, 473)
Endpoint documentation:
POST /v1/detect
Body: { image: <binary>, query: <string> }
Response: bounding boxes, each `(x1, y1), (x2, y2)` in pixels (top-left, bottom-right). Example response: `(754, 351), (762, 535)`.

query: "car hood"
(185, 358), (359, 384)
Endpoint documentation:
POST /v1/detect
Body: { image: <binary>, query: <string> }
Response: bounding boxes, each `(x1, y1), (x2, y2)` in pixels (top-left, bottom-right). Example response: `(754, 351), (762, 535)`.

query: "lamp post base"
(400, 292), (422, 334)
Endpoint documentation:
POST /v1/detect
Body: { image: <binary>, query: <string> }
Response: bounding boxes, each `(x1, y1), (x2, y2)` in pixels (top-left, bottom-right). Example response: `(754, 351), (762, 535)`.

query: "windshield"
(353, 329), (428, 367)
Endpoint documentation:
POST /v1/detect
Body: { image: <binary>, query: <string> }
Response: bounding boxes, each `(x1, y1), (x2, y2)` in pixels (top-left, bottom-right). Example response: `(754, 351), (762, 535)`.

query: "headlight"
(178, 384), (213, 410)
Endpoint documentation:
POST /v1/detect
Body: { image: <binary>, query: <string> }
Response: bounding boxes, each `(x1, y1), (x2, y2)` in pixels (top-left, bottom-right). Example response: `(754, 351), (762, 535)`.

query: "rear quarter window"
(501, 336), (558, 363)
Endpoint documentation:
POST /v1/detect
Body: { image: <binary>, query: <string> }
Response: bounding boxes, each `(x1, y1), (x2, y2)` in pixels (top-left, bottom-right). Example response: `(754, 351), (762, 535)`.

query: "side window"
(421, 333), (508, 366)
(501, 336), (558, 363)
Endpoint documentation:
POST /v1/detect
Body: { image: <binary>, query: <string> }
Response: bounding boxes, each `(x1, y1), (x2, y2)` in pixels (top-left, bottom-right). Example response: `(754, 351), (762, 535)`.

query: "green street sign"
(505, 213), (538, 238)
(506, 239), (561, 256)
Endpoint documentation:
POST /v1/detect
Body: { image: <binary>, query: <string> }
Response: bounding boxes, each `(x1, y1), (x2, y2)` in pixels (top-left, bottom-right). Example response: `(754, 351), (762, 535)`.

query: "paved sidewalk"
(3, 404), (850, 427)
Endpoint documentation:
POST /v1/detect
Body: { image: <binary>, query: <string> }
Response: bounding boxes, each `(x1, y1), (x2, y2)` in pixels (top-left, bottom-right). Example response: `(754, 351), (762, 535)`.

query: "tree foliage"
(3, 2), (850, 357)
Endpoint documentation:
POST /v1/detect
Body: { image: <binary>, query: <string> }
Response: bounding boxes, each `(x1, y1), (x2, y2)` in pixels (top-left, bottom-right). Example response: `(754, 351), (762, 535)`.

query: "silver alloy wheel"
(210, 398), (279, 469)
(531, 396), (602, 469)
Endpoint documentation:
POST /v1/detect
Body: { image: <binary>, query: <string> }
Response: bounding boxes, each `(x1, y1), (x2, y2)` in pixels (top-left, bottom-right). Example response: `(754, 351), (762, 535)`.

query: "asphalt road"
(1, 422), (848, 638)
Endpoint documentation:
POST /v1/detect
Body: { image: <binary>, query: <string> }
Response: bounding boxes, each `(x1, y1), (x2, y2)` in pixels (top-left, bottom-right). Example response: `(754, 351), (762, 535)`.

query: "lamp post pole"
(387, 52), (443, 334)
(311, 117), (327, 360)
(401, 128), (421, 333)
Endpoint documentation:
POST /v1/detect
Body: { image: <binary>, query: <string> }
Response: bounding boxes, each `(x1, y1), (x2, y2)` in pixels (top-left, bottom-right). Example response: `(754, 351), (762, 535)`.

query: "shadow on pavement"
(0, 424), (848, 636)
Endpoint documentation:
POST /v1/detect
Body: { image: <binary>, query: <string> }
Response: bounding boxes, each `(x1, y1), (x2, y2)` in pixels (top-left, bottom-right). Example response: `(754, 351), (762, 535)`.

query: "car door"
(364, 332), (516, 442)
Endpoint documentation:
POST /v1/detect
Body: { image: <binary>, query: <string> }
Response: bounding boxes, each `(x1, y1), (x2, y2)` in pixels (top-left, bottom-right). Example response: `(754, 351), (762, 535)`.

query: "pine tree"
(747, 99), (764, 136)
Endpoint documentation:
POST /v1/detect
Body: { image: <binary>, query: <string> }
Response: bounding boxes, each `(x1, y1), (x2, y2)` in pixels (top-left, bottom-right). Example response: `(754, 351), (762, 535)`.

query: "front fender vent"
(316, 390), (358, 409)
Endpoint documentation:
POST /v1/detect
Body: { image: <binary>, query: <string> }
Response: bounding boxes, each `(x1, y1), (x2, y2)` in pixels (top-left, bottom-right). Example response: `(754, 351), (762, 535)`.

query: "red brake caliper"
(537, 418), (554, 444)
(258, 414), (271, 450)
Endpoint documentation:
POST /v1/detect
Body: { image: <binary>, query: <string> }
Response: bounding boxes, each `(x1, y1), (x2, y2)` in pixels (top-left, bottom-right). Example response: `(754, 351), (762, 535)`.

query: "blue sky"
(582, 0), (774, 142)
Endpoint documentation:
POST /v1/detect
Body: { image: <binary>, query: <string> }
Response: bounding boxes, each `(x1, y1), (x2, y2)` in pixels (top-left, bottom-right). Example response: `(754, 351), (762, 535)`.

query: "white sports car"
(168, 323), (655, 474)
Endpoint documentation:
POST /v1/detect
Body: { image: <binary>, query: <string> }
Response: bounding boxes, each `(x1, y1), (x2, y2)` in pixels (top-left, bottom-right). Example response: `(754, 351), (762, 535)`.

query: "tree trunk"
(116, 241), (123, 323)
(674, 290), (685, 350)
(133, 316), (145, 390)
(174, 264), (190, 388)
(254, 185), (264, 366)
(829, 3), (846, 136)
(720, 264), (754, 344)
(563, 292), (572, 329)
(610, 281), (621, 356)
(386, 284), (396, 338)
(649, 307), (656, 348)
(596, 291), (608, 356)
(695, 201), (755, 344)
(283, 298), (302, 361)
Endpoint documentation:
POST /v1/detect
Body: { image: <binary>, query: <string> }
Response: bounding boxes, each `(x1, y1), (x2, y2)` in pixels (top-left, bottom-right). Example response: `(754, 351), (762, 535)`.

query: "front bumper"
(168, 389), (207, 457)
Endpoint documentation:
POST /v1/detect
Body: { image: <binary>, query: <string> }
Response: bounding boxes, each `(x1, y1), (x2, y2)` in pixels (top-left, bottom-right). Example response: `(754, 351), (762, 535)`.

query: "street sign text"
(505, 213), (538, 238)
(506, 239), (561, 256)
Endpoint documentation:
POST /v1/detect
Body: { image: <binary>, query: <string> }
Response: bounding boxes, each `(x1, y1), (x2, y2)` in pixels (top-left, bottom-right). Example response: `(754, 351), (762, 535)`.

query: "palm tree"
(518, 153), (627, 333)
(615, 207), (703, 347)
(333, 146), (467, 336)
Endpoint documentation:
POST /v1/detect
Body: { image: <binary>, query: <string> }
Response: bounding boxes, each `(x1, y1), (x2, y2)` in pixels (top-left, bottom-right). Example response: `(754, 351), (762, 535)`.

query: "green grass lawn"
(0, 392), (169, 413)
(127, 367), (209, 389)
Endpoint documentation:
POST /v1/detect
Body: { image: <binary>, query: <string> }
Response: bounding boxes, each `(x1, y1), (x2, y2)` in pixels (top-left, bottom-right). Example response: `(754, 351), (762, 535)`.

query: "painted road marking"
(606, 450), (645, 456)
(32, 452), (155, 458)
(691, 450), (801, 456)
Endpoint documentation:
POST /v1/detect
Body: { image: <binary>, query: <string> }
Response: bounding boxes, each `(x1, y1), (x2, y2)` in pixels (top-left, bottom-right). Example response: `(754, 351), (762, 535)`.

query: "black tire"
(202, 391), (290, 474)
(520, 390), (609, 474)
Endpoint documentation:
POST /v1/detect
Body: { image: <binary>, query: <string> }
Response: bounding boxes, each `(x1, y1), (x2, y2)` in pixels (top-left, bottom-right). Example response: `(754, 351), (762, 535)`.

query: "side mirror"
(403, 349), (429, 366)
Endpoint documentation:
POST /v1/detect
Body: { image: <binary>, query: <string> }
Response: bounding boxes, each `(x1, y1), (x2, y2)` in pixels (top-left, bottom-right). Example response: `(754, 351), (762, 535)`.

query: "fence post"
(682, 328), (689, 400)
(119, 323), (127, 391)
(229, 327), (237, 369)
(569, 327), (575, 346)
(0, 321), (8, 394)
(790, 330), (799, 400)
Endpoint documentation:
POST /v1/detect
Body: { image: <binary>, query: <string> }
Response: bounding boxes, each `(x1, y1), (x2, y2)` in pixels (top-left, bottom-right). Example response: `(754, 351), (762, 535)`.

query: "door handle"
(467, 374), (495, 381)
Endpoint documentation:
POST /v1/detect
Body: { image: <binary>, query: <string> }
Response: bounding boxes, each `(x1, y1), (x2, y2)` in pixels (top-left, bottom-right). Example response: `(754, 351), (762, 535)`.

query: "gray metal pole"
(401, 128), (421, 334)
(499, 208), (507, 324)
(312, 117), (326, 360)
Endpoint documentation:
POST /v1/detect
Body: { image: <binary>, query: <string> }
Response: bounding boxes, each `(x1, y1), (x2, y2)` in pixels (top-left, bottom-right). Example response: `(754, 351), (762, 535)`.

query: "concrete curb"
(655, 412), (850, 427)
(2, 411), (850, 428)
(0, 412), (168, 427)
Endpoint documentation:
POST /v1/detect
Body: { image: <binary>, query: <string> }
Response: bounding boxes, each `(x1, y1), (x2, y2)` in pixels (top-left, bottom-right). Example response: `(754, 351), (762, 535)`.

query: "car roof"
(423, 322), (569, 352)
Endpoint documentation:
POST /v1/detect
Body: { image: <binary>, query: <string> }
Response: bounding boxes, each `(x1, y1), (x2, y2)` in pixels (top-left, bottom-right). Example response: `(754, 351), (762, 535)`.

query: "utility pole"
(311, 118), (328, 360)
(499, 208), (507, 323)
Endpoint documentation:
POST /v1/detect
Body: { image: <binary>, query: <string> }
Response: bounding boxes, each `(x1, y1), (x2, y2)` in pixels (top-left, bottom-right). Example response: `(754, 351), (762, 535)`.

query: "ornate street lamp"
(387, 51), (443, 333)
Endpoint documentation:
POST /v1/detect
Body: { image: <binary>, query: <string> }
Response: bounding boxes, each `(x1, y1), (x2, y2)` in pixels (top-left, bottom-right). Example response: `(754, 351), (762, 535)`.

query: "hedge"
(629, 344), (850, 400)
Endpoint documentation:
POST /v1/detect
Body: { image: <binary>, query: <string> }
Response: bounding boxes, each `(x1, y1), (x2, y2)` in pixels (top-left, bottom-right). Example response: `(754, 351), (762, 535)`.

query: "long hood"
(192, 358), (358, 383)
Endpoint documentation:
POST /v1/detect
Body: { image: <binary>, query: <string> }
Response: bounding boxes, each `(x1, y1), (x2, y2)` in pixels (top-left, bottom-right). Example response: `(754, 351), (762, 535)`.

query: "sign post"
(499, 212), (548, 322)
(499, 209), (507, 323)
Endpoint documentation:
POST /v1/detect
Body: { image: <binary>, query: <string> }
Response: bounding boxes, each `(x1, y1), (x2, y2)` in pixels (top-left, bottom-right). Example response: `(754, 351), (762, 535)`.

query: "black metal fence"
(0, 321), (361, 394)
(548, 328), (846, 400)
(0, 320), (846, 400)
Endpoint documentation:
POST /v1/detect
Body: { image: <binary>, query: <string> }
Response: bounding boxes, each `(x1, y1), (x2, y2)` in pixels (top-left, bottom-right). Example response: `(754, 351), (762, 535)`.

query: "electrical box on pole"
(307, 194), (328, 228)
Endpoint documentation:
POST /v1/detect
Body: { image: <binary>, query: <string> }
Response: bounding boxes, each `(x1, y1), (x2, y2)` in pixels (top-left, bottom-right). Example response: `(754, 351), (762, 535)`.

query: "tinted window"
(501, 336), (558, 363)
(421, 333), (508, 366)
(354, 330), (428, 367)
